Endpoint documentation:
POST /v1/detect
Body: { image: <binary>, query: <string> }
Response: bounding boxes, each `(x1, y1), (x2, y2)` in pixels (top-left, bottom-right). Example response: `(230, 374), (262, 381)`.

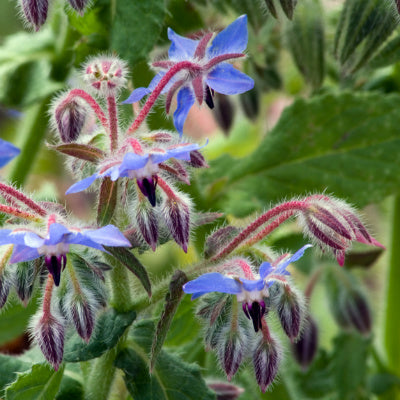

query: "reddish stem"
(67, 89), (108, 132)
(42, 274), (54, 317)
(0, 204), (42, 222)
(157, 177), (177, 200)
(0, 183), (46, 217)
(127, 61), (201, 134)
(210, 201), (308, 263)
(107, 95), (119, 151)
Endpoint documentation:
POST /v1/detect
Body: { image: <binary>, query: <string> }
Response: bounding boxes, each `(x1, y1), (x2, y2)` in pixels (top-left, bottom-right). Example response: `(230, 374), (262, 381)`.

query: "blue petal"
(275, 244), (313, 275)
(82, 225), (131, 248)
(168, 28), (198, 60)
(23, 232), (45, 248)
(173, 87), (195, 136)
(259, 262), (273, 279)
(183, 272), (242, 295)
(122, 87), (151, 104)
(0, 138), (20, 168)
(66, 173), (99, 195)
(206, 64), (254, 95)
(207, 15), (248, 58)
(45, 223), (73, 245)
(0, 229), (12, 245)
(10, 245), (40, 263)
(168, 143), (202, 161)
(241, 278), (265, 292)
(6, 231), (37, 246)
(118, 153), (149, 175)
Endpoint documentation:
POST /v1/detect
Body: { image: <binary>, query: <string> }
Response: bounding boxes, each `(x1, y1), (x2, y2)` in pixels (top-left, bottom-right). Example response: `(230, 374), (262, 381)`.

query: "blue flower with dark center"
(123, 15), (254, 135)
(183, 244), (312, 332)
(0, 138), (20, 168)
(66, 142), (201, 206)
(0, 222), (131, 286)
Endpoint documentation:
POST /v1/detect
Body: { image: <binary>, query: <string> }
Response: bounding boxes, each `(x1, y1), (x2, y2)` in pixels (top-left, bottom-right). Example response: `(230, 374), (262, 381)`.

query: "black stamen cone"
(45, 255), (64, 286)
(243, 301), (265, 332)
(205, 86), (214, 109)
(137, 177), (158, 207)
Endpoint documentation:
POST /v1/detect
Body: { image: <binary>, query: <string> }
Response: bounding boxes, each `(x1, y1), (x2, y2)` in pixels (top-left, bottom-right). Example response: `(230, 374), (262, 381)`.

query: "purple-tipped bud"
(188, 150), (209, 169)
(135, 197), (158, 251)
(0, 268), (12, 308)
(54, 99), (87, 143)
(344, 289), (371, 335)
(243, 300), (266, 332)
(204, 226), (240, 259)
(20, 0), (48, 31)
(31, 312), (65, 370)
(218, 329), (246, 381)
(274, 285), (303, 341)
(253, 334), (282, 392)
(147, 132), (174, 143)
(45, 254), (66, 287)
(14, 261), (37, 305)
(292, 315), (318, 368)
(69, 295), (95, 342)
(67, 0), (90, 13)
(137, 177), (158, 207)
(208, 381), (244, 400)
(162, 194), (191, 252)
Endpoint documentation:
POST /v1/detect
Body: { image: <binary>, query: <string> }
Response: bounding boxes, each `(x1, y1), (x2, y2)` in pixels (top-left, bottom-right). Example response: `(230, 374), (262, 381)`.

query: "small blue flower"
(66, 142), (201, 206)
(0, 223), (131, 286)
(123, 15), (254, 136)
(183, 244), (312, 331)
(0, 138), (20, 168)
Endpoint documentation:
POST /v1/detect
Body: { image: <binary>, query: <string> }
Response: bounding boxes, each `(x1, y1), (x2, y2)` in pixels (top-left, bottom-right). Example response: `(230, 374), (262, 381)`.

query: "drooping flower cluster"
(123, 15), (254, 135)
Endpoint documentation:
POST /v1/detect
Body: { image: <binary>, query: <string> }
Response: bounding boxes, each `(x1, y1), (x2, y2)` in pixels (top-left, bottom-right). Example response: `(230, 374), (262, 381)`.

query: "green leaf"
(150, 270), (188, 371)
(104, 247), (152, 297)
(63, 308), (136, 362)
(0, 355), (31, 397)
(5, 363), (64, 400)
(115, 320), (216, 400)
(286, 0), (325, 90)
(368, 36), (400, 69)
(199, 92), (400, 217)
(49, 143), (106, 163)
(111, 0), (166, 66)
(97, 177), (118, 226)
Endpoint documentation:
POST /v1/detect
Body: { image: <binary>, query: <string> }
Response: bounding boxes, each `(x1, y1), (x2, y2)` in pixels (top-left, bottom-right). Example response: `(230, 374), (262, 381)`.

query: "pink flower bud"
(83, 56), (128, 97)
(20, 0), (48, 31)
(252, 334), (282, 392)
(162, 193), (191, 252)
(68, 295), (95, 342)
(31, 311), (65, 370)
(343, 289), (371, 335)
(208, 381), (244, 400)
(54, 98), (87, 143)
(292, 314), (318, 368)
(135, 197), (158, 251)
(188, 150), (209, 168)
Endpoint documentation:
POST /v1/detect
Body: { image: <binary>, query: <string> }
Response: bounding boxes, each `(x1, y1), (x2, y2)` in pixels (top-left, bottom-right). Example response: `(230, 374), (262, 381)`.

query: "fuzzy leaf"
(0, 355), (30, 397)
(97, 177), (118, 226)
(49, 143), (106, 163)
(5, 363), (64, 400)
(63, 308), (136, 362)
(104, 247), (151, 297)
(199, 92), (400, 217)
(150, 270), (188, 371)
(111, 0), (165, 66)
(115, 320), (216, 400)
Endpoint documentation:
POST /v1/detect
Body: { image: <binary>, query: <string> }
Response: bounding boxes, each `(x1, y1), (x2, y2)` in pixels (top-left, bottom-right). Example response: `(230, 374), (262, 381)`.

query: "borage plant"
(0, 1), (398, 400)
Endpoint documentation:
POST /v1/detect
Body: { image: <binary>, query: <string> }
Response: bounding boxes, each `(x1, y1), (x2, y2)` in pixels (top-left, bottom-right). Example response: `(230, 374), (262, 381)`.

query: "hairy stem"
(107, 95), (119, 151)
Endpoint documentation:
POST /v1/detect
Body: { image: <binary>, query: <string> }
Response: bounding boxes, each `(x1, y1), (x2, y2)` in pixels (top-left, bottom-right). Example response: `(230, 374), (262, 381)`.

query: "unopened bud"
(162, 193), (191, 252)
(292, 314), (318, 368)
(66, 293), (95, 342)
(343, 289), (371, 335)
(253, 334), (282, 392)
(67, 0), (90, 13)
(145, 132), (174, 143)
(188, 150), (209, 168)
(54, 98), (87, 143)
(240, 87), (259, 121)
(208, 381), (244, 400)
(135, 197), (158, 251)
(31, 311), (65, 370)
(83, 56), (128, 97)
(0, 268), (12, 308)
(204, 226), (240, 259)
(218, 328), (247, 381)
(214, 94), (234, 135)
(273, 284), (304, 341)
(20, 0), (48, 31)
(14, 260), (39, 305)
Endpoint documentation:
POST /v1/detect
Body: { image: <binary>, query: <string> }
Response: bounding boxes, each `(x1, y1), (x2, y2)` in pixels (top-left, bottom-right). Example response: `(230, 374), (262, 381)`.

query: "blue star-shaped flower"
(183, 244), (312, 331)
(0, 223), (131, 286)
(0, 138), (20, 168)
(123, 15), (254, 136)
(66, 142), (201, 206)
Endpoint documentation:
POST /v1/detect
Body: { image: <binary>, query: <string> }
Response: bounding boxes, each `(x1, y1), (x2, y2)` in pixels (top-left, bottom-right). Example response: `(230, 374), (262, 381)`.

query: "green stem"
(108, 255), (133, 312)
(382, 195), (400, 399)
